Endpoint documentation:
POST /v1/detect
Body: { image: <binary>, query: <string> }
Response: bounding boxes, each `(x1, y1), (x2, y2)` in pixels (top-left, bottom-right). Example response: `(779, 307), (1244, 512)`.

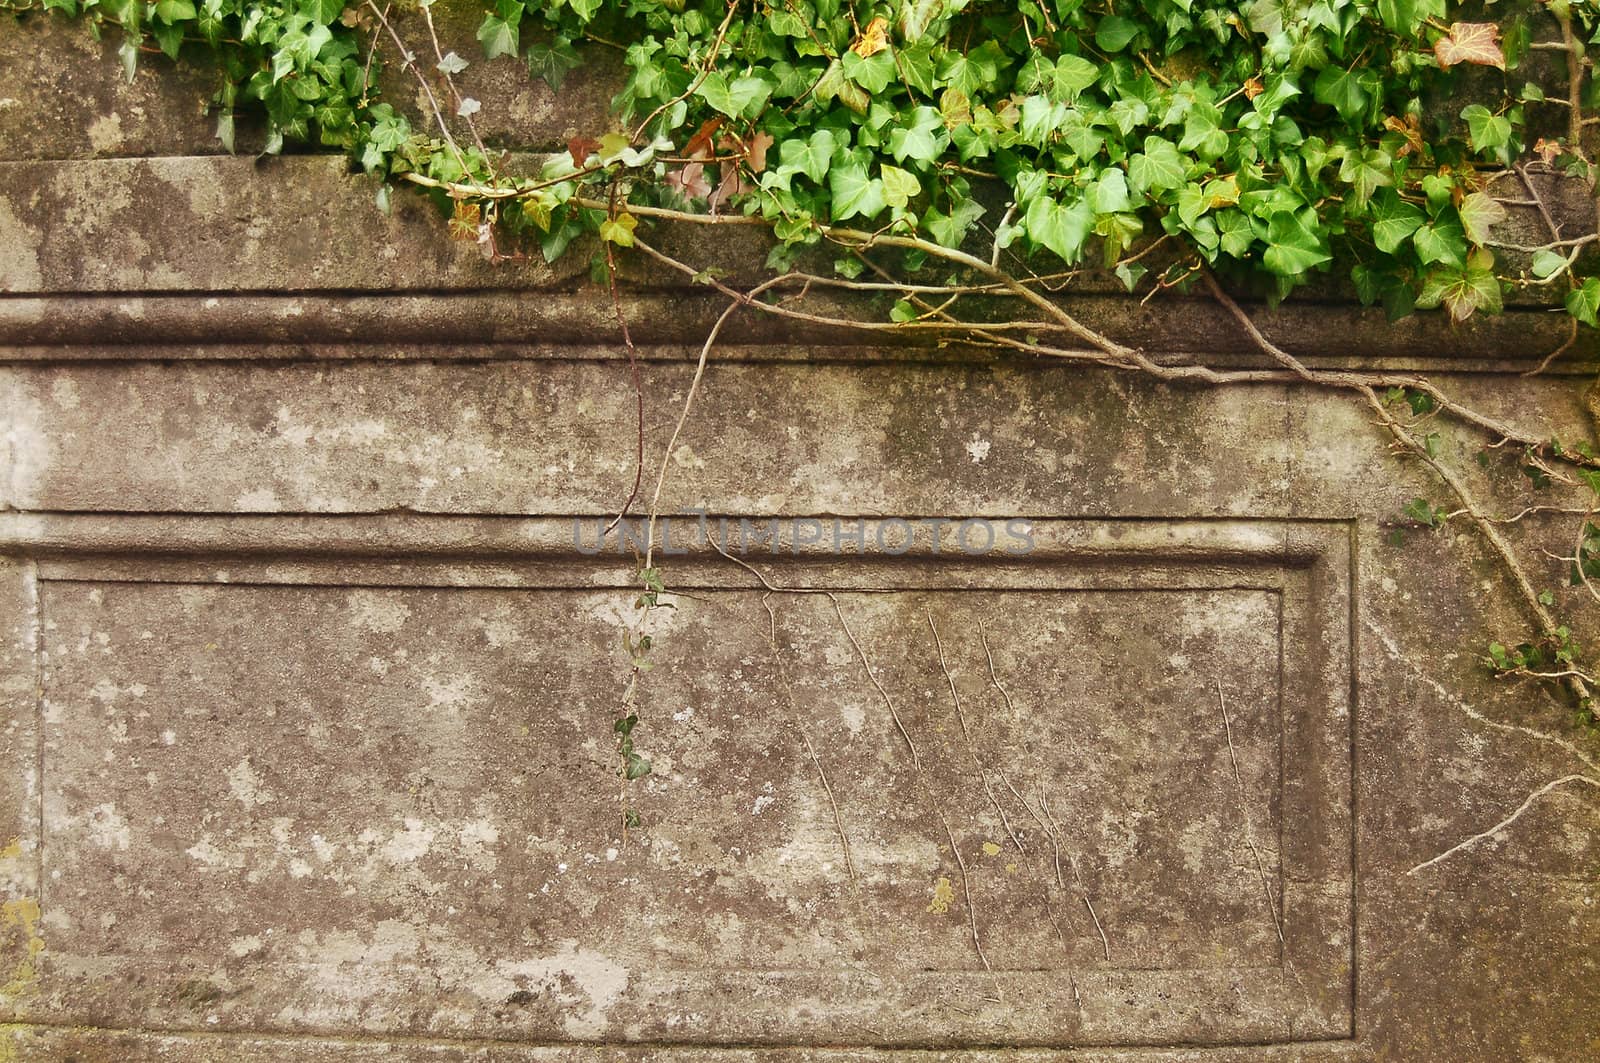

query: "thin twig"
(419, 3), (490, 164)
(1572, 510), (1600, 606)
(1216, 681), (1284, 944)
(927, 611), (1026, 855)
(936, 809), (993, 973)
(602, 189), (646, 536)
(1406, 774), (1599, 875)
(1359, 384), (1591, 705)
(978, 622), (1019, 716)
(607, 201), (1598, 471)
(1363, 617), (1600, 775)
(642, 272), (788, 567)
(1040, 783), (1110, 962)
(802, 731), (857, 884)
(630, 0), (743, 142)
(365, 1), (469, 176)
(831, 596), (922, 774)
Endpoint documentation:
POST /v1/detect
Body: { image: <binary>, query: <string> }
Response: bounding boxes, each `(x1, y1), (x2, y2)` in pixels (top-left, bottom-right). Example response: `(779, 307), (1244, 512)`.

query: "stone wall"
(2, 10), (1598, 1062)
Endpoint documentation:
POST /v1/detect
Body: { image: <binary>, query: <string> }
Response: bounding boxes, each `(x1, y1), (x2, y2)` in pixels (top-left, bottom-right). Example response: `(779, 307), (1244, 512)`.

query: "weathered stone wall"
(2, 11), (1598, 1062)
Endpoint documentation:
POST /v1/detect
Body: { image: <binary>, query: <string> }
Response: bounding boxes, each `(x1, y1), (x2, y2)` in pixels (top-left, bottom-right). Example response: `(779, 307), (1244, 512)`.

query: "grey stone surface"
(2, 18), (1600, 1063)
(0, 14), (262, 160)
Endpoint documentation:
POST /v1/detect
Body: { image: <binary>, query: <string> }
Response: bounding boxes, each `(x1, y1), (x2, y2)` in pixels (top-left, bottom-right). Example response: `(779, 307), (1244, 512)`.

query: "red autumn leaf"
(664, 161), (712, 201)
(567, 135), (601, 166)
(682, 117), (723, 159)
(745, 131), (774, 174)
(709, 163), (748, 213)
(1434, 23), (1504, 70)
(1533, 137), (1562, 164)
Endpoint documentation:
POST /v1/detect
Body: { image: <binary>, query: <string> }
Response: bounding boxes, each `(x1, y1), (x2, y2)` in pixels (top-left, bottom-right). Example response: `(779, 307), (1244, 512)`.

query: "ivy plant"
(9, 0), (1600, 320)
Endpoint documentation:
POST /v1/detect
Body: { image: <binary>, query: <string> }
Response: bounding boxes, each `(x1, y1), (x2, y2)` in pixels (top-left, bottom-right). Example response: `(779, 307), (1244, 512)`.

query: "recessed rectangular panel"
(14, 520), (1354, 1049)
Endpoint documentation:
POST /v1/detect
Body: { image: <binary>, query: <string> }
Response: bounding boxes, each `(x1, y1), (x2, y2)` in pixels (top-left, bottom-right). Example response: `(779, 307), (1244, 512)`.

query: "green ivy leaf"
(1314, 67), (1369, 122)
(477, 3), (525, 61)
(695, 72), (773, 119)
(1413, 215), (1468, 269)
(779, 129), (836, 184)
(1377, 0), (1419, 33)
(830, 153), (887, 221)
(599, 212), (637, 246)
(151, 20), (185, 60)
(842, 49), (895, 94)
(1262, 211), (1331, 277)
(936, 40), (1003, 95)
(303, 0), (342, 25)
(1128, 137), (1186, 195)
(1421, 173), (1455, 213)
(1459, 103), (1512, 155)
(1337, 145), (1393, 208)
(1018, 95), (1067, 146)
(923, 199), (985, 248)
(1567, 277), (1600, 327)
(1091, 169), (1132, 214)
(1095, 16), (1140, 52)
(1025, 195), (1095, 263)
(881, 164), (922, 209)
(1416, 263), (1503, 322)
(1370, 189), (1424, 253)
(153, 0), (195, 22)
(1050, 55), (1099, 101)
(1215, 210), (1254, 258)
(887, 106), (946, 163)
(528, 36), (582, 91)
(196, 0), (225, 44)
(1531, 249), (1568, 280)
(116, 37), (138, 82)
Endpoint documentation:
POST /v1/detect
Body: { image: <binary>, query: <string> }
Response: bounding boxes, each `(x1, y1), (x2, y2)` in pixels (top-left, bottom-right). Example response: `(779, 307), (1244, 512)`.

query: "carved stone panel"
(10, 518), (1350, 1051)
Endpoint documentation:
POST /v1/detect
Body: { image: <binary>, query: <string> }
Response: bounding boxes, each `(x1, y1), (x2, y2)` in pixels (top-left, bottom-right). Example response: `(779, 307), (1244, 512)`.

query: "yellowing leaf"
(851, 16), (890, 57)
(898, 0), (945, 42)
(448, 200), (481, 241)
(599, 211), (638, 247)
(1457, 191), (1507, 246)
(1384, 114), (1423, 157)
(1434, 23), (1504, 70)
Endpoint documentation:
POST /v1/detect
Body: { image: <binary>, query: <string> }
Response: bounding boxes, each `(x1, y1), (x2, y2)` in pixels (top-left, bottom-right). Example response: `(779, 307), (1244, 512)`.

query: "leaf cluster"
(19, 0), (1600, 322)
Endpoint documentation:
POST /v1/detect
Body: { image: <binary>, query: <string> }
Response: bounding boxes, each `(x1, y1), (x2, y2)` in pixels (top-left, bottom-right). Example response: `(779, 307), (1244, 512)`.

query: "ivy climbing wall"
(2, 7), (1599, 1062)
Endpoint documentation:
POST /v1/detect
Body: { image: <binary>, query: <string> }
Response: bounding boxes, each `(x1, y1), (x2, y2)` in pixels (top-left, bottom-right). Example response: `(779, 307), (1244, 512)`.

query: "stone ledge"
(0, 1024), (1366, 1062)
(0, 153), (1595, 369)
